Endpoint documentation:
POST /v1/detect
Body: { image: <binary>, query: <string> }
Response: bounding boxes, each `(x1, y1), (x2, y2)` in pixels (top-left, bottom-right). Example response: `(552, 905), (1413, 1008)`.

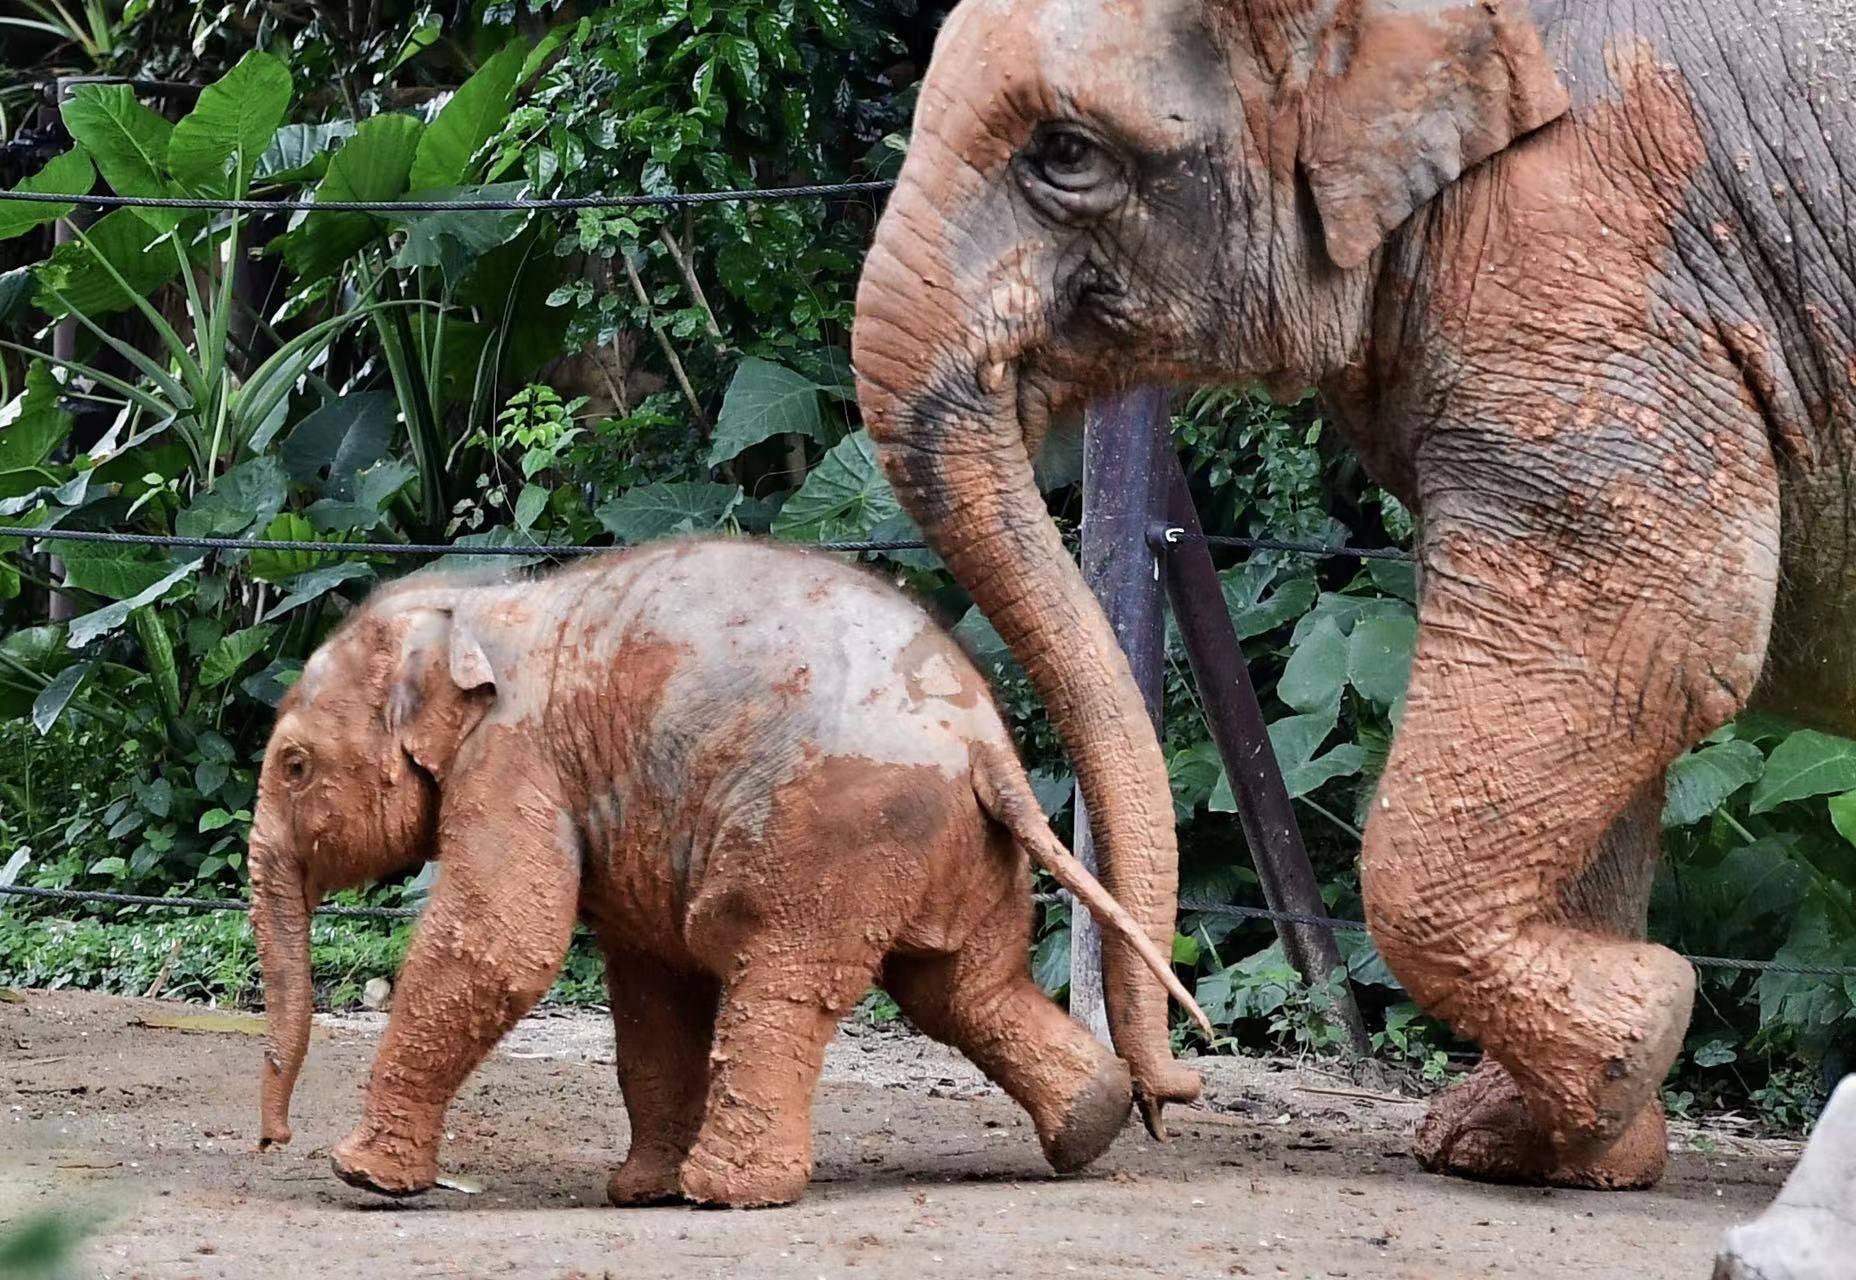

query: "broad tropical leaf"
(409, 41), (526, 189)
(707, 356), (825, 467)
(1663, 739), (1766, 827)
(199, 625), (279, 688)
(168, 51), (294, 193)
(60, 85), (175, 222)
(0, 361), (73, 472)
(597, 481), (742, 542)
(771, 430), (899, 543)
(66, 558), (202, 647)
(0, 147), (96, 241)
(1749, 729), (1856, 815)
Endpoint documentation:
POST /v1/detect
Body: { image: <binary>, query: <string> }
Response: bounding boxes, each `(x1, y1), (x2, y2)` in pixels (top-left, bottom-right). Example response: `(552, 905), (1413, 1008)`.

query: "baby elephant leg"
(603, 950), (718, 1206)
(886, 884), (1132, 1174)
(676, 941), (879, 1208)
(331, 789), (577, 1196)
(1714, 1075), (1856, 1280)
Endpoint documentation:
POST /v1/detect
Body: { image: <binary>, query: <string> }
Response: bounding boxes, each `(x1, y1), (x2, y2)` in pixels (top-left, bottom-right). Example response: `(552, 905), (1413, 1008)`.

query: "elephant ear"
(1297, 0), (1570, 269)
(386, 607), (496, 784)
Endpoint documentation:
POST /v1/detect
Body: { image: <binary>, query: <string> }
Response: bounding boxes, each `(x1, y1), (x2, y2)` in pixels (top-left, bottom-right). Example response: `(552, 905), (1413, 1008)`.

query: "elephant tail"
(969, 742), (1212, 1038)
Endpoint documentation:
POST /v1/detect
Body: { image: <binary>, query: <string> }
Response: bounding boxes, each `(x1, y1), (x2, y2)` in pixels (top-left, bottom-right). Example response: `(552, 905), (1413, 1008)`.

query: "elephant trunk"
(854, 175), (1200, 1130)
(249, 826), (313, 1149)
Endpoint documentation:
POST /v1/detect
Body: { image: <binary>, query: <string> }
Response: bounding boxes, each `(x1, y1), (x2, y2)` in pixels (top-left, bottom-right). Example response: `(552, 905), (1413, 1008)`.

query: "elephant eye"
(1034, 128), (1112, 192)
(280, 749), (311, 785)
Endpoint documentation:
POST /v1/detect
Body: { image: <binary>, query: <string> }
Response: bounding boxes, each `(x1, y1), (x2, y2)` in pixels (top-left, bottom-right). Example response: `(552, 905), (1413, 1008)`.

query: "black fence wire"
(0, 181), (897, 215)
(6, 882), (1851, 978)
(14, 525), (1405, 563)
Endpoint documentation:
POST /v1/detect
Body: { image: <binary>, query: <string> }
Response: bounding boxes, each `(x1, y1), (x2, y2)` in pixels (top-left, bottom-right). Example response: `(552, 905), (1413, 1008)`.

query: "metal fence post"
(1069, 387), (1171, 1042)
(1158, 457), (1370, 1054)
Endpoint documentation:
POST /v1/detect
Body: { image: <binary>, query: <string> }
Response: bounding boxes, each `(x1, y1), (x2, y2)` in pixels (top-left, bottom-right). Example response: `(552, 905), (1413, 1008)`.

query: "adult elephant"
(851, 0), (1854, 1213)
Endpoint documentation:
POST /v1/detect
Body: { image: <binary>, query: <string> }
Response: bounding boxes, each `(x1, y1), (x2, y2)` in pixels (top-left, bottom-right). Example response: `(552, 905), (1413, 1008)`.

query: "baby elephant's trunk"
(969, 743), (1213, 1042)
(249, 833), (314, 1149)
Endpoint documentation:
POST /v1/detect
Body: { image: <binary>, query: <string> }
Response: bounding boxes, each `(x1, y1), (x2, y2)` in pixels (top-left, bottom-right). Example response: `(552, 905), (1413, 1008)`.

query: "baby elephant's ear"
(1298, 0), (1570, 269)
(387, 609), (497, 784)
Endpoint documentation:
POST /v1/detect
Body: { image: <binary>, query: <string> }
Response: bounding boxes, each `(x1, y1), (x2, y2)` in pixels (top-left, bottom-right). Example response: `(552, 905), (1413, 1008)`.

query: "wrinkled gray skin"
(849, 0), (1856, 1266)
(249, 539), (1197, 1208)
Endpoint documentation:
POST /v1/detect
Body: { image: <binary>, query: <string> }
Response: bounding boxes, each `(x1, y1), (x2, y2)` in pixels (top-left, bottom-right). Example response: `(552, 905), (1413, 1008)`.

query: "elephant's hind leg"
(675, 944), (879, 1207)
(884, 859), (1132, 1174)
(602, 950), (718, 1206)
(1715, 1074), (1856, 1280)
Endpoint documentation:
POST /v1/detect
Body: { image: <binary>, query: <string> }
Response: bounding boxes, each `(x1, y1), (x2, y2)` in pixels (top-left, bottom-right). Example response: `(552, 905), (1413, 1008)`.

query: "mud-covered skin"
(851, 0), (1856, 1204)
(248, 538), (1194, 1208)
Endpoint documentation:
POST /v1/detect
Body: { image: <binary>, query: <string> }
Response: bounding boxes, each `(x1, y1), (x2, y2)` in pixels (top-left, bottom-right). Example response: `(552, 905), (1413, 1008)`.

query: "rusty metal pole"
(1157, 457), (1370, 1054)
(1069, 386), (1171, 1043)
(45, 77), (83, 623)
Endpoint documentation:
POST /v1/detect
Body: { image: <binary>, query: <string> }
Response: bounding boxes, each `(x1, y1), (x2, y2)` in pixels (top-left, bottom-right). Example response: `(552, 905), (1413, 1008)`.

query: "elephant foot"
(1414, 1057), (1667, 1189)
(1038, 1055), (1133, 1173)
(1468, 932), (1693, 1158)
(1714, 1075), (1856, 1280)
(678, 1141), (810, 1208)
(606, 1147), (687, 1207)
(330, 1124), (439, 1199)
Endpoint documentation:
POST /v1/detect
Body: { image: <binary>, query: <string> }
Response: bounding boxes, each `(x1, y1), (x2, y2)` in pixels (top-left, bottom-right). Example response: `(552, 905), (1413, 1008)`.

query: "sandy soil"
(0, 989), (1798, 1279)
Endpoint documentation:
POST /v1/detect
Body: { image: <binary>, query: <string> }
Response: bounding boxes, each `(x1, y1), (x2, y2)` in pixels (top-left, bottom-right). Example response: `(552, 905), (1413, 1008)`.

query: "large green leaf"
(260, 561), (375, 621)
(32, 660), (92, 735)
(1276, 616), (1347, 715)
(0, 361), (73, 472)
(1663, 739), (1766, 827)
(33, 210), (181, 316)
(1291, 591), (1410, 645)
(707, 356), (825, 468)
(1209, 706), (1362, 807)
(0, 147), (96, 241)
(1346, 614), (1416, 707)
(174, 455), (288, 538)
(388, 184), (529, 282)
(597, 481), (742, 542)
(280, 114), (423, 280)
(1749, 729), (1856, 815)
(409, 41), (526, 190)
(60, 85), (175, 219)
(167, 51), (294, 193)
(66, 558), (202, 647)
(1214, 562), (1318, 641)
(255, 121), (357, 182)
(199, 624), (279, 688)
(281, 392), (397, 498)
(771, 430), (899, 543)
(55, 541), (178, 599)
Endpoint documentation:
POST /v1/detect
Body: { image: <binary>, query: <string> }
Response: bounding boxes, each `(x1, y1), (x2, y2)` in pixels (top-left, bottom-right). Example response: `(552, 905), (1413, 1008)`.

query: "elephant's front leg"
(1366, 435), (1780, 1166)
(331, 783), (578, 1196)
(1413, 780), (1672, 1188)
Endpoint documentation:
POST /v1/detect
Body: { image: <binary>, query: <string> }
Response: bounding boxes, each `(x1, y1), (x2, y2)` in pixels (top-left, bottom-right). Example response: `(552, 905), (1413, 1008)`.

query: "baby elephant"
(249, 537), (1205, 1207)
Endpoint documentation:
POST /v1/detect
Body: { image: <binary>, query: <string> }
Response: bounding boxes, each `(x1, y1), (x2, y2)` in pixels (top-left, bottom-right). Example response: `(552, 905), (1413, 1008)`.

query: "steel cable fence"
(8, 882), (1851, 977)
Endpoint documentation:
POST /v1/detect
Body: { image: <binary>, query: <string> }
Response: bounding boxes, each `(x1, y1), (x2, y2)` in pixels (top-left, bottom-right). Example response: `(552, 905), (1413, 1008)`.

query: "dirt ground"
(0, 990), (1800, 1279)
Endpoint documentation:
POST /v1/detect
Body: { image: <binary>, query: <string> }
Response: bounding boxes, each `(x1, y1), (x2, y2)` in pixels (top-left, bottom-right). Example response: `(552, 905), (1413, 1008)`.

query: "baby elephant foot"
(1413, 1057), (1666, 1189)
(330, 1122), (439, 1199)
(678, 1140), (810, 1208)
(1714, 1075), (1856, 1280)
(606, 1144), (687, 1207)
(1038, 1054), (1134, 1174)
